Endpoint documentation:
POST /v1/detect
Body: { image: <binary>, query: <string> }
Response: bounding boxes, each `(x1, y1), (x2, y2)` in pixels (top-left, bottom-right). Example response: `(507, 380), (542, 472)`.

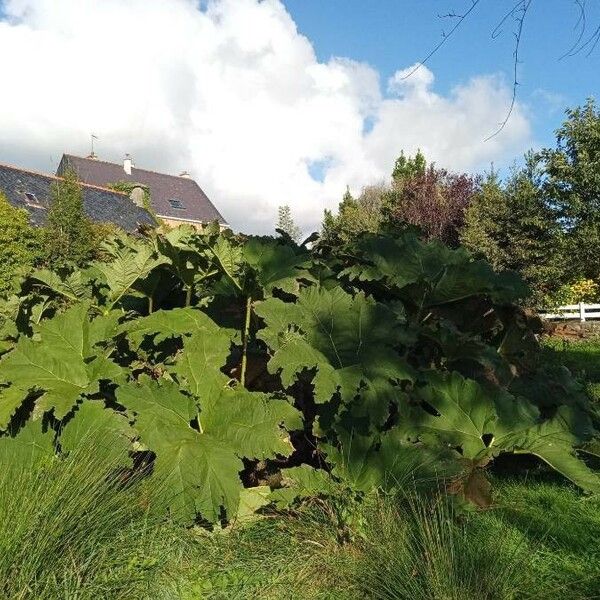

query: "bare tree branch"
(403, 1), (599, 138)
(400, 0), (481, 81)
(559, 0), (587, 58)
(485, 0), (534, 141)
(491, 0), (530, 39)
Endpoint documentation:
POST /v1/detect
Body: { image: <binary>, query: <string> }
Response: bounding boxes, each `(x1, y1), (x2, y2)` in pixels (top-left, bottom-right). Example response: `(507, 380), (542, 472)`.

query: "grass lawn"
(169, 475), (600, 600)
(541, 336), (600, 402)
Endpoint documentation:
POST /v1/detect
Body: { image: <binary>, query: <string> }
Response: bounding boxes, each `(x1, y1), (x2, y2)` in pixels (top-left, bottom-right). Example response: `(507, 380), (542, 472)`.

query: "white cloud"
(0, 0), (532, 234)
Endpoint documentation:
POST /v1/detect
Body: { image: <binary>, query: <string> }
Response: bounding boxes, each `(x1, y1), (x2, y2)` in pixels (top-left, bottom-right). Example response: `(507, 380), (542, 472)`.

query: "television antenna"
(87, 134), (99, 159)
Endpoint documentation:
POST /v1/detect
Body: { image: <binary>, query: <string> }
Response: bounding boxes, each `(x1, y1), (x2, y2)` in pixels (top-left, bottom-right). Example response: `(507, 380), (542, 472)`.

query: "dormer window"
(24, 192), (44, 208)
(169, 198), (185, 210)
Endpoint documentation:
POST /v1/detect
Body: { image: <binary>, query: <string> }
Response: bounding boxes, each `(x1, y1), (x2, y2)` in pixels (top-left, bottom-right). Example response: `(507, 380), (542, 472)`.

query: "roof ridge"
(65, 154), (196, 183)
(0, 161), (129, 196)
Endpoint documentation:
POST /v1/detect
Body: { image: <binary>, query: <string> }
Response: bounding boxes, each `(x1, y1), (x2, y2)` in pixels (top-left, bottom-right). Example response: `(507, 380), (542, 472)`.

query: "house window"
(169, 198), (185, 210)
(24, 192), (44, 208)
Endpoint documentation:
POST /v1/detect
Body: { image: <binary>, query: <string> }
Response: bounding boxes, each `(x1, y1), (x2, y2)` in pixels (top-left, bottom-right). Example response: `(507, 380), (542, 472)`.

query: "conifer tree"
(276, 205), (302, 243)
(45, 169), (93, 268)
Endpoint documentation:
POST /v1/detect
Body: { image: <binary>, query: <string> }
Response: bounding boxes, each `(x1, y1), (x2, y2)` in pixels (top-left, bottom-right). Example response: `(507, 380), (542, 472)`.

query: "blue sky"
(284, 0), (600, 149)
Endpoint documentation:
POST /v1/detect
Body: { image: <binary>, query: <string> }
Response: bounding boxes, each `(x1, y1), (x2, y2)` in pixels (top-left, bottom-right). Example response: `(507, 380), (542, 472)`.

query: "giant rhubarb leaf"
(94, 242), (168, 311)
(414, 371), (539, 460)
(123, 306), (231, 348)
(342, 233), (526, 305)
(117, 377), (243, 523)
(170, 316), (234, 403)
(322, 429), (463, 492)
(199, 388), (302, 459)
(505, 406), (600, 493)
(341, 234), (452, 289)
(414, 371), (600, 492)
(0, 303), (121, 420)
(0, 419), (55, 466)
(60, 401), (133, 465)
(243, 237), (314, 297)
(117, 373), (300, 522)
(256, 287), (414, 426)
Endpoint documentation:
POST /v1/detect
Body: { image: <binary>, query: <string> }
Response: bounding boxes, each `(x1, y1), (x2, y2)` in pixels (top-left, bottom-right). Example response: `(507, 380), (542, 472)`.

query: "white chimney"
(123, 154), (134, 175)
(179, 170), (191, 178)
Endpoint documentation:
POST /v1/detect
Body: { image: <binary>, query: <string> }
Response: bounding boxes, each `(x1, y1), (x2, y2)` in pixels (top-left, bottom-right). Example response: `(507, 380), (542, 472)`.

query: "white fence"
(540, 303), (600, 322)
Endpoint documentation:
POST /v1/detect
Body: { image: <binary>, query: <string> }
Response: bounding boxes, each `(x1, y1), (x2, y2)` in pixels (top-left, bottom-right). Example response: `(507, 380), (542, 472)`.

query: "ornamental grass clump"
(354, 493), (532, 600)
(0, 438), (179, 600)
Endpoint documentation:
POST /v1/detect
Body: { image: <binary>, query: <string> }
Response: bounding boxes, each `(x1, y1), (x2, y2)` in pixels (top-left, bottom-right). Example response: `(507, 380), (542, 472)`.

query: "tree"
(321, 185), (386, 245)
(44, 169), (94, 268)
(321, 152), (477, 247)
(276, 205), (302, 243)
(386, 163), (478, 247)
(0, 192), (44, 295)
(391, 149), (426, 183)
(461, 167), (563, 304)
(533, 98), (600, 284)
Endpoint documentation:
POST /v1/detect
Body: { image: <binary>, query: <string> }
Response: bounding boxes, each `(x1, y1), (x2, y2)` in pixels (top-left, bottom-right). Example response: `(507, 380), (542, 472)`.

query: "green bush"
(0, 225), (597, 528)
(44, 168), (94, 268)
(0, 192), (44, 296)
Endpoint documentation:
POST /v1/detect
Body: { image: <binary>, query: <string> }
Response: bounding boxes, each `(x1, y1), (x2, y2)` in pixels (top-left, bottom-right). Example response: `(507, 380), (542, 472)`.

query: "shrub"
(0, 227), (598, 528)
(0, 192), (44, 296)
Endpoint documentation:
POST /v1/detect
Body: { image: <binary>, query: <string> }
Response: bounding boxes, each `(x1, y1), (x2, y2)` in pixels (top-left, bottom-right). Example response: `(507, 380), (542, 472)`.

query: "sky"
(0, 0), (598, 234)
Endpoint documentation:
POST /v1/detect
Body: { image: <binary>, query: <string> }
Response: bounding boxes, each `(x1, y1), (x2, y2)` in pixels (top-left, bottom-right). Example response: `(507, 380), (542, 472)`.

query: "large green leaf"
(94, 242), (168, 311)
(29, 268), (93, 302)
(414, 372), (600, 492)
(200, 388), (302, 459)
(123, 307), (230, 347)
(171, 326), (233, 403)
(60, 401), (133, 464)
(0, 384), (30, 431)
(341, 234), (451, 289)
(257, 287), (414, 426)
(0, 303), (122, 419)
(506, 407), (600, 493)
(243, 237), (314, 297)
(414, 372), (539, 459)
(158, 225), (203, 288)
(323, 429), (462, 492)
(0, 419), (55, 466)
(206, 236), (245, 295)
(342, 233), (526, 305)
(117, 377), (243, 523)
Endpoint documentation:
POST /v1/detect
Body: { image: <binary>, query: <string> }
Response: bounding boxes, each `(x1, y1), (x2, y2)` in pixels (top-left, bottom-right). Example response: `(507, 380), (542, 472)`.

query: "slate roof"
(0, 163), (155, 231)
(58, 154), (227, 226)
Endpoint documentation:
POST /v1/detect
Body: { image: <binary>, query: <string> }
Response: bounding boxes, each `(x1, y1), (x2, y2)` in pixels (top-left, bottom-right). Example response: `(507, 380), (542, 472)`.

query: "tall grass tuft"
(354, 493), (533, 600)
(0, 442), (182, 600)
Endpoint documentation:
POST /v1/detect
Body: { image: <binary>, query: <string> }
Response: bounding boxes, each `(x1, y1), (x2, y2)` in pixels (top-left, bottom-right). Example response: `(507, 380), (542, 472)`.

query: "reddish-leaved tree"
(387, 165), (479, 247)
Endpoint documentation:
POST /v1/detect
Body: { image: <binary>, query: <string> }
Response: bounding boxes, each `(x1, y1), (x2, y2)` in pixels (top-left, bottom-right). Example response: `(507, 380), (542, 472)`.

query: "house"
(0, 163), (155, 231)
(57, 154), (227, 230)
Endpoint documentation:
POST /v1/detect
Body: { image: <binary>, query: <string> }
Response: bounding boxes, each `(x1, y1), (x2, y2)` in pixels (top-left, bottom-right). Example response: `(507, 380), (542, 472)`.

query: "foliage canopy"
(1, 225), (599, 525)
